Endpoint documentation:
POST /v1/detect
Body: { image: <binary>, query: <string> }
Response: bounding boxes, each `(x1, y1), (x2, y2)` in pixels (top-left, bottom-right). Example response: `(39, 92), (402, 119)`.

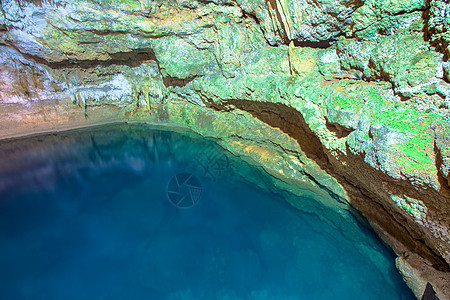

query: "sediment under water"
(0, 124), (415, 299)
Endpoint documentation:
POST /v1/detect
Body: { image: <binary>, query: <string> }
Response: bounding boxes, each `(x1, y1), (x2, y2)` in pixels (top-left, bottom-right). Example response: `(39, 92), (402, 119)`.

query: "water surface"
(0, 124), (414, 299)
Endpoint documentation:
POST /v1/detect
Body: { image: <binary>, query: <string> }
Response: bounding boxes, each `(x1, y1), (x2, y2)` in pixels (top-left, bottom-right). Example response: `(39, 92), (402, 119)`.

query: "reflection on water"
(0, 124), (414, 299)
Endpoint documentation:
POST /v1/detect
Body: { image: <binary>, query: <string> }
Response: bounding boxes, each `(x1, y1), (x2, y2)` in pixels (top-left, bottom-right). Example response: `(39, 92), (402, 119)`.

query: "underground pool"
(0, 124), (415, 299)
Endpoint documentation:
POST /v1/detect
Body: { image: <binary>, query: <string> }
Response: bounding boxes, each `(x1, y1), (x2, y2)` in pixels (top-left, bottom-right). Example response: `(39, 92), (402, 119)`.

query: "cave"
(0, 0), (449, 299)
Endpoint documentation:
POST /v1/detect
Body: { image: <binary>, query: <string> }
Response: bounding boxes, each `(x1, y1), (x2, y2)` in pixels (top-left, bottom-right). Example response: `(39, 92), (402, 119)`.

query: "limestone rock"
(0, 46), (58, 103)
(348, 0), (426, 39)
(231, 0), (361, 45)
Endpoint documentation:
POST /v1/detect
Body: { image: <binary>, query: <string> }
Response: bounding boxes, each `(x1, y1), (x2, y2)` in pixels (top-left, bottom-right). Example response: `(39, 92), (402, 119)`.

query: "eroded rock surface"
(1, 0), (449, 298)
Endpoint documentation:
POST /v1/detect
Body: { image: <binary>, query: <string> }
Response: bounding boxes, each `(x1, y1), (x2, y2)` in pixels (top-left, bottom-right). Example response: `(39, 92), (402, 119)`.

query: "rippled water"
(0, 124), (414, 299)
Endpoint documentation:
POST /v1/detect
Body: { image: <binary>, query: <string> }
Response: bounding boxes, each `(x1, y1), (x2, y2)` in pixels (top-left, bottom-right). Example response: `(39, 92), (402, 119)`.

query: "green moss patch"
(328, 83), (448, 177)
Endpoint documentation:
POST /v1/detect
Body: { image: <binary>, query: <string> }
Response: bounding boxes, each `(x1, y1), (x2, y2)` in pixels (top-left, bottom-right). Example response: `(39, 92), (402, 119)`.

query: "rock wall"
(1, 0), (449, 298)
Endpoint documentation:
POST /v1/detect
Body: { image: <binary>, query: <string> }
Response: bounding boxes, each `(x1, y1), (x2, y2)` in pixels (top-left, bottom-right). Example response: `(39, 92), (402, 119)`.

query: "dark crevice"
(368, 59), (391, 82)
(109, 49), (158, 67)
(162, 75), (197, 88)
(422, 0), (449, 61)
(303, 171), (349, 205)
(422, 0), (433, 42)
(240, 9), (273, 46)
(366, 58), (412, 101)
(433, 88), (448, 100)
(205, 97), (449, 272)
(422, 282), (439, 300)
(3, 43), (158, 69)
(293, 39), (335, 49)
(78, 41), (98, 45)
(242, 10), (260, 26)
(434, 142), (450, 197)
(442, 68), (450, 84)
(368, 128), (374, 139)
(392, 7), (427, 17)
(197, 0), (235, 7)
(326, 119), (354, 138)
(345, 0), (364, 9)
(394, 90), (411, 101)
(84, 29), (135, 37)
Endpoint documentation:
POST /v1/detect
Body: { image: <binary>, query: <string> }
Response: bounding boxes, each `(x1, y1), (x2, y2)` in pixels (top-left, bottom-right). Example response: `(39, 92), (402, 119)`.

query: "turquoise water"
(0, 124), (414, 299)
